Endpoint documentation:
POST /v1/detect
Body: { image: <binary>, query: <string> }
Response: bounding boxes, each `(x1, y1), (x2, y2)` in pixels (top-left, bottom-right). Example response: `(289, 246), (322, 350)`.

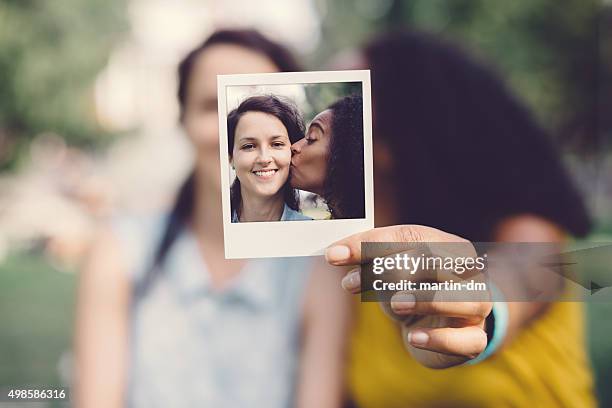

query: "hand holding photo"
(218, 70), (373, 258)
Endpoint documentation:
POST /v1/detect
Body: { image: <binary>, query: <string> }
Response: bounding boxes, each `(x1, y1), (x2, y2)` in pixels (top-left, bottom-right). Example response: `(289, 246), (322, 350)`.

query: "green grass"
(587, 302), (612, 407)
(581, 223), (612, 406)
(0, 252), (76, 387)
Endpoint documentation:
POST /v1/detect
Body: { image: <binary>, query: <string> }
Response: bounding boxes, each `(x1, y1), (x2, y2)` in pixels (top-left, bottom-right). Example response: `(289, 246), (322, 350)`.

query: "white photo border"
(217, 70), (374, 259)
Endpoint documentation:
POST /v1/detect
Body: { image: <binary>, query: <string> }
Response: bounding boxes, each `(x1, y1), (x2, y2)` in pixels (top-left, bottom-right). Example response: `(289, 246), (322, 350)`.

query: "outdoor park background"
(0, 0), (611, 406)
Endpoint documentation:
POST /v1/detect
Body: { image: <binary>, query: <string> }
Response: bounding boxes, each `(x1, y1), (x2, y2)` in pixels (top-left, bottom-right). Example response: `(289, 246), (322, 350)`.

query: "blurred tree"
(303, 82), (362, 122)
(0, 0), (127, 170)
(313, 0), (608, 153)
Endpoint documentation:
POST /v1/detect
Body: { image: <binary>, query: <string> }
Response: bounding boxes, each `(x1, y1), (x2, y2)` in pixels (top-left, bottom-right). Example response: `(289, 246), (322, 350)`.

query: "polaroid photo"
(217, 70), (374, 258)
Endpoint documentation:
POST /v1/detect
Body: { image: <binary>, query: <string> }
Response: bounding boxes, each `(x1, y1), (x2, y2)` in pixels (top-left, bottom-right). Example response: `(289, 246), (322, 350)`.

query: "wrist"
(467, 284), (509, 365)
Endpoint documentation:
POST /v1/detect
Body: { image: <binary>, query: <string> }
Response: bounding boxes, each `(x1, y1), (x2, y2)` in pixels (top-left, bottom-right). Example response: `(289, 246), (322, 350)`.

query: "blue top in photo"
(232, 204), (312, 222)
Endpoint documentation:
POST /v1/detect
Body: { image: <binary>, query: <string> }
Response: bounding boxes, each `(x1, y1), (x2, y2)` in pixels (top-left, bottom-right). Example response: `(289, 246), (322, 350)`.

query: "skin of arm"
(492, 214), (566, 346)
(296, 257), (352, 408)
(73, 226), (130, 408)
(325, 214), (568, 368)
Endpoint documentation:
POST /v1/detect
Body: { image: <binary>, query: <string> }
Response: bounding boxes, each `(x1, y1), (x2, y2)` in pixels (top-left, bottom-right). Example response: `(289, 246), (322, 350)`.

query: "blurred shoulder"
(101, 211), (169, 280)
(109, 211), (169, 240)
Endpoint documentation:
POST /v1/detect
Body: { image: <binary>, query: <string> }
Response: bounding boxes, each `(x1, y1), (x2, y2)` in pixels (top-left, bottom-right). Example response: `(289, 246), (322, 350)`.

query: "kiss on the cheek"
(227, 93), (365, 223)
(290, 95), (365, 220)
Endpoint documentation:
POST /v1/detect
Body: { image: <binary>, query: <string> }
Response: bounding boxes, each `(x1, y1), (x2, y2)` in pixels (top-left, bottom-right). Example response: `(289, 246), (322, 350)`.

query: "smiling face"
(181, 44), (279, 191)
(231, 111), (292, 200)
(290, 109), (333, 195)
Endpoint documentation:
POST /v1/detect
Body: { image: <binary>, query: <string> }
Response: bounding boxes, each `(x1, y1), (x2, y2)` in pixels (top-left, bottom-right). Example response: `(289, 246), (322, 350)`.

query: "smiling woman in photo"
(291, 94), (365, 219)
(228, 95), (312, 222)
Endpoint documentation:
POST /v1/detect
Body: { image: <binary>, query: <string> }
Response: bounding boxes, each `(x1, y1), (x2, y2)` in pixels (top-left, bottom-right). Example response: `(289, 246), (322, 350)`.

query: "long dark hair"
(142, 29), (300, 291)
(363, 30), (591, 240)
(323, 94), (365, 219)
(227, 95), (305, 219)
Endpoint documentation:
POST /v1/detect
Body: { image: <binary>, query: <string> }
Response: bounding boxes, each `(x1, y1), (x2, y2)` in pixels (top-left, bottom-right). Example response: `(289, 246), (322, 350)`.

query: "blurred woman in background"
(331, 30), (596, 407)
(74, 29), (349, 408)
(291, 94), (365, 219)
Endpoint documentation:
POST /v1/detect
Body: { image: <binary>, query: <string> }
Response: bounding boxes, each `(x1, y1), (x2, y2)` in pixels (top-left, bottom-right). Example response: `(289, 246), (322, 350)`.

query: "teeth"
(254, 170), (276, 177)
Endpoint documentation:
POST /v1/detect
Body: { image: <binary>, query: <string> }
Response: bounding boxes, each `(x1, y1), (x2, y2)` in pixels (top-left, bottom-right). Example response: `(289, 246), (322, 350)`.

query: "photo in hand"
(218, 70), (373, 258)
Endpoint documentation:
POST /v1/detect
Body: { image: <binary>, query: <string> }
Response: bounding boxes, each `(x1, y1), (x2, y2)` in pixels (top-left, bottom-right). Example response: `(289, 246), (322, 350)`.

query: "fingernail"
(325, 245), (351, 264)
(341, 269), (361, 292)
(390, 293), (416, 312)
(408, 330), (429, 346)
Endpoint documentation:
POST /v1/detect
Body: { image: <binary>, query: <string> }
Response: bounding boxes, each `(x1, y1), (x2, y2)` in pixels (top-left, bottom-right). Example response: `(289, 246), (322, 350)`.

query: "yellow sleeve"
(348, 300), (596, 408)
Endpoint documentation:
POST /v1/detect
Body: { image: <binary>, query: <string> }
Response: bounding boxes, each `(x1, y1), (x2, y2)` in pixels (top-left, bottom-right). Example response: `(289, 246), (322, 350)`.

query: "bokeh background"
(1, 0), (611, 406)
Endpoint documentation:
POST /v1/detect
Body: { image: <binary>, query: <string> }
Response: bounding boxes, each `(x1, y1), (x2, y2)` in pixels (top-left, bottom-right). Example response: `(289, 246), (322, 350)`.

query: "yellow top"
(348, 301), (596, 408)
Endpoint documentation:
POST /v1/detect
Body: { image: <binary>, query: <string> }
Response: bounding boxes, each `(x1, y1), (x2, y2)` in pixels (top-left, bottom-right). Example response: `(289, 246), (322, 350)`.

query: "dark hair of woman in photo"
(145, 29), (300, 290)
(227, 95), (305, 219)
(323, 94), (365, 219)
(363, 30), (591, 241)
(290, 94), (365, 220)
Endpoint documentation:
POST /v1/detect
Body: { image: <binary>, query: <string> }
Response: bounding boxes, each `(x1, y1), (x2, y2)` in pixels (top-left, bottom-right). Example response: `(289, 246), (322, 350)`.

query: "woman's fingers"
(325, 225), (468, 266)
(390, 291), (492, 321)
(406, 326), (488, 359)
(340, 268), (361, 293)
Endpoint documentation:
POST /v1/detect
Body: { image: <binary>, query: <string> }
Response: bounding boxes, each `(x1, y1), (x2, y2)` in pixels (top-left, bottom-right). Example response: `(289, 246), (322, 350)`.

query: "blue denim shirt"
(232, 204), (312, 222)
(113, 213), (314, 408)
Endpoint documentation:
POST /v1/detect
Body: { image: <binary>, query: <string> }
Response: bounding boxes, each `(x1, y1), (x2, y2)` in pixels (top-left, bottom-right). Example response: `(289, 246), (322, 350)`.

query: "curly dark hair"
(227, 95), (305, 219)
(323, 94), (365, 219)
(363, 29), (591, 240)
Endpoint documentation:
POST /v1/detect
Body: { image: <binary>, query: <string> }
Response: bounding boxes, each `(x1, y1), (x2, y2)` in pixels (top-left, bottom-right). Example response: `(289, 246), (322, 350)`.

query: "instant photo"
(218, 70), (374, 258)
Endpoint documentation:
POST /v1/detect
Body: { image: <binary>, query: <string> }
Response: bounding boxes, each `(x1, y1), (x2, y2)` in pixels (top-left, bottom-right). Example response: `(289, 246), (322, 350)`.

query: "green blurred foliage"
(314, 0), (607, 152)
(0, 0), (128, 170)
(303, 82), (362, 122)
(1, 0), (606, 170)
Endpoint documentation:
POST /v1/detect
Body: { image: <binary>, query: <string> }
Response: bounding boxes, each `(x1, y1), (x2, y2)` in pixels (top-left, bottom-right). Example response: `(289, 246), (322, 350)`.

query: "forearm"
(492, 214), (567, 348)
(296, 260), (351, 408)
(74, 227), (130, 408)
(500, 301), (547, 346)
(74, 325), (127, 408)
